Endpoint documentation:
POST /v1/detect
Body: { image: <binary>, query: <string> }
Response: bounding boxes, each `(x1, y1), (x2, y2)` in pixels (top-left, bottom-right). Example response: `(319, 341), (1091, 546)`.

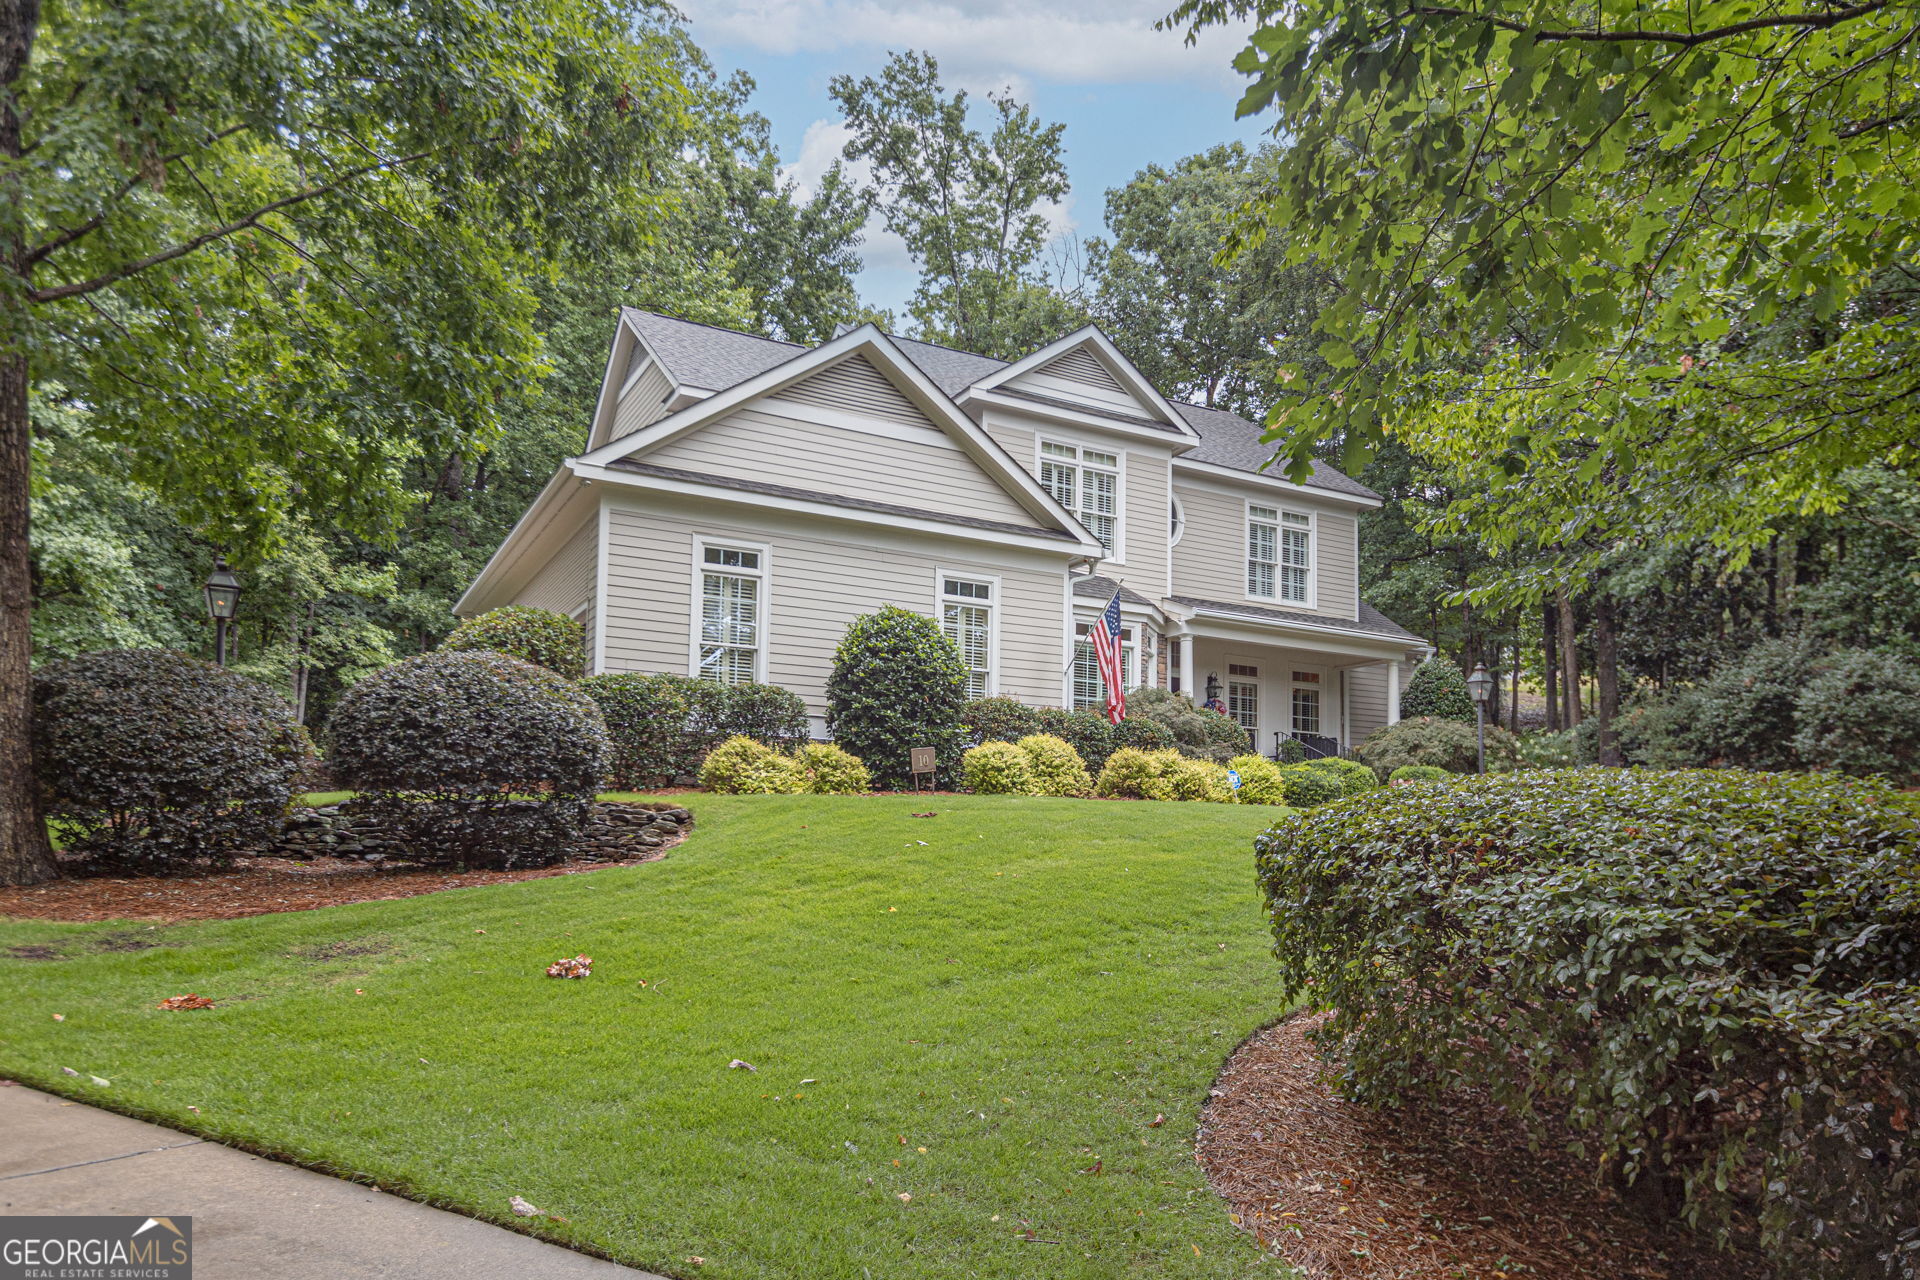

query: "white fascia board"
(1176, 604), (1420, 656)
(453, 469), (587, 615)
(585, 312), (680, 453)
(568, 458), (1104, 558)
(967, 325), (1198, 440)
(968, 389), (1197, 450)
(1172, 456), (1383, 510)
(574, 325), (1097, 543)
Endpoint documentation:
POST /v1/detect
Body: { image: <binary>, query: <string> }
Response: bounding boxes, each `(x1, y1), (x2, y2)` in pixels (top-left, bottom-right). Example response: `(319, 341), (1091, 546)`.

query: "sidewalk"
(1, 1085), (665, 1279)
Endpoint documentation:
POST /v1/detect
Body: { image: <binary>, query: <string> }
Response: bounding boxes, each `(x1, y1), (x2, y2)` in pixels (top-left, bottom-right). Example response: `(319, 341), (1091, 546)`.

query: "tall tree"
(1169, 0), (1920, 557)
(0, 0), (692, 884)
(830, 50), (1077, 358)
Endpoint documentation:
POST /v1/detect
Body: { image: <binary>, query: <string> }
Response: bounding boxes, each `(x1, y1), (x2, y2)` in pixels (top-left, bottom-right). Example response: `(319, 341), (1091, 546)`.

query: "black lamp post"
(1466, 662), (1494, 774)
(203, 558), (242, 667)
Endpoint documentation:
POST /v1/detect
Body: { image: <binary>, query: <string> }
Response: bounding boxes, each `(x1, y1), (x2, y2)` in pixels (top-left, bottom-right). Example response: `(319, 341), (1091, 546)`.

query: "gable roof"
(966, 325), (1198, 440)
(620, 309), (1379, 502)
(580, 322), (1104, 554)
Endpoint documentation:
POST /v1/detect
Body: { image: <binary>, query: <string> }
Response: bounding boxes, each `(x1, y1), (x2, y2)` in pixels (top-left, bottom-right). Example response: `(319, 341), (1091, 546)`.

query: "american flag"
(1090, 588), (1127, 725)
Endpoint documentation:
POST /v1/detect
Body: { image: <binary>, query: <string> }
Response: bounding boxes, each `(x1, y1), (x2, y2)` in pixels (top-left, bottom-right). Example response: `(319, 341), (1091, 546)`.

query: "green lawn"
(3, 794), (1293, 1280)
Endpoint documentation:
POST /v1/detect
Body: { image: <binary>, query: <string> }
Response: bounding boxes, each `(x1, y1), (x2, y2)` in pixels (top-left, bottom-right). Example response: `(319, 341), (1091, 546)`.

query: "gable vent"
(779, 355), (930, 423)
(1043, 347), (1125, 391)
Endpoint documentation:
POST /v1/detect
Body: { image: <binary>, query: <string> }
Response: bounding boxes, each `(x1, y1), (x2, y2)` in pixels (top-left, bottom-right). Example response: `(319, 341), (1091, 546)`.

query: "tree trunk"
(0, 0), (55, 886)
(1543, 601), (1559, 732)
(1556, 587), (1582, 729)
(1508, 630), (1520, 734)
(1593, 593), (1624, 766)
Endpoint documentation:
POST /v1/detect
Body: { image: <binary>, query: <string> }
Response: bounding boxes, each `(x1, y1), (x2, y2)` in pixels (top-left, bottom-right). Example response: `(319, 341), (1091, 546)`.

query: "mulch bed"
(1199, 1012), (1773, 1280)
(0, 825), (686, 926)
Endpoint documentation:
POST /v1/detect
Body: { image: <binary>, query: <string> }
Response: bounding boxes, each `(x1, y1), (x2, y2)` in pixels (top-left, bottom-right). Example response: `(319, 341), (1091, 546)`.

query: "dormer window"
(1039, 440), (1120, 556)
(1248, 505), (1312, 605)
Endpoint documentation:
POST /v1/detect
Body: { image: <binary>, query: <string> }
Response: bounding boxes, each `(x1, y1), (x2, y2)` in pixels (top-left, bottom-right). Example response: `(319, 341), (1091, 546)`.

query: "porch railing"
(1271, 729), (1341, 761)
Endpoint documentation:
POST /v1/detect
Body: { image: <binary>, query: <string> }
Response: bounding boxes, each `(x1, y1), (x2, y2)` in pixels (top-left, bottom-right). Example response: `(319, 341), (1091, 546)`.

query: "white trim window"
(695, 541), (765, 685)
(1291, 670), (1323, 734)
(1040, 441), (1120, 556)
(1072, 621), (1134, 711)
(1248, 504), (1312, 604)
(1227, 662), (1260, 740)
(940, 574), (995, 699)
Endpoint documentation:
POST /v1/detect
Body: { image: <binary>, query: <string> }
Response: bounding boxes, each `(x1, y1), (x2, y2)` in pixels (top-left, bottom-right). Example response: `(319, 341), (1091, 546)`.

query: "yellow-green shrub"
(962, 740), (1035, 794)
(1015, 734), (1092, 797)
(794, 742), (871, 795)
(698, 735), (807, 794)
(1228, 755), (1289, 806)
(1165, 756), (1234, 802)
(1093, 747), (1176, 800)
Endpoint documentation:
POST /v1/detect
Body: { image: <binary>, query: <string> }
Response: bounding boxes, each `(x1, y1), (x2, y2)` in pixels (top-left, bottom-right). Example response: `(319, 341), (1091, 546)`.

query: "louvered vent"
(1043, 347), (1125, 390)
(779, 356), (927, 421)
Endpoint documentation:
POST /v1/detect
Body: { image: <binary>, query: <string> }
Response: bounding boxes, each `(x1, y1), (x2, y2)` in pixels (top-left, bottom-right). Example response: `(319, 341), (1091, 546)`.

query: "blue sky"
(675, 1), (1271, 316)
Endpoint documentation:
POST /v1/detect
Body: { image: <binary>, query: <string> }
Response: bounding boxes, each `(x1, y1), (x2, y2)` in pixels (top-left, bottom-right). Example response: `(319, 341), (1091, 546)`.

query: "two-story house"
(457, 311), (1428, 757)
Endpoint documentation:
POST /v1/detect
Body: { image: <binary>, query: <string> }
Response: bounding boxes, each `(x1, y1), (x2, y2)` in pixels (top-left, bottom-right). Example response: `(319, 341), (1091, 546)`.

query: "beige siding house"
(459, 311), (1428, 753)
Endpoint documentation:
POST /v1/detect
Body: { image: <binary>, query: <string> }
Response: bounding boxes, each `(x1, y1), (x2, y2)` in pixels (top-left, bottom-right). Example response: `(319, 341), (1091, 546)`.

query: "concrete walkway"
(1, 1085), (665, 1279)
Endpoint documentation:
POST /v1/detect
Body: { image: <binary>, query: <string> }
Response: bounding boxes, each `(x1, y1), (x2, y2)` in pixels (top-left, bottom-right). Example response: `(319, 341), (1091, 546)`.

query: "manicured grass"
(3, 795), (1292, 1279)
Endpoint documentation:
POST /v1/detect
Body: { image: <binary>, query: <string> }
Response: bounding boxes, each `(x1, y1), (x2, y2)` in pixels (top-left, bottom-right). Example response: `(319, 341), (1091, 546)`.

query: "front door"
(1287, 666), (1337, 755)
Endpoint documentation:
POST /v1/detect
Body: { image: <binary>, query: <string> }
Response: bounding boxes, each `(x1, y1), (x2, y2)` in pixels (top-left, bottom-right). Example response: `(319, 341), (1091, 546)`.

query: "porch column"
(1178, 634), (1195, 700)
(1386, 658), (1401, 725)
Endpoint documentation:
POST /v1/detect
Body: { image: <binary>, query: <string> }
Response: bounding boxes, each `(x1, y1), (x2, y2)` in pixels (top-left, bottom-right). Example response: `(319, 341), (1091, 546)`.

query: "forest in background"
(27, 26), (1919, 746)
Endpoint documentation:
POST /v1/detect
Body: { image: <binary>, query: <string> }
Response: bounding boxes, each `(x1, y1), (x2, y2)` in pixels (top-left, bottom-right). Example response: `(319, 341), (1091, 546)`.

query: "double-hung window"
(1039, 441), (1119, 555)
(1072, 622), (1134, 711)
(696, 542), (764, 685)
(940, 575), (994, 699)
(1226, 663), (1260, 742)
(1248, 505), (1312, 604)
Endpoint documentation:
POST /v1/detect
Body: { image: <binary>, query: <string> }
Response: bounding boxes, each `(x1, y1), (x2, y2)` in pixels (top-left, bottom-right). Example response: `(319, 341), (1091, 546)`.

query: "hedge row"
(581, 672), (809, 788)
(696, 736), (870, 795)
(1254, 768), (1920, 1275)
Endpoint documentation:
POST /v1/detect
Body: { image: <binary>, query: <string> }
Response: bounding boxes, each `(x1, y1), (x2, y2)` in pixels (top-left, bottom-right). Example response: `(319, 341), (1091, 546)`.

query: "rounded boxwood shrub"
(439, 606), (585, 679)
(962, 696), (1042, 745)
(826, 605), (968, 788)
(1038, 706), (1118, 772)
(1302, 755), (1379, 797)
(1015, 734), (1092, 797)
(793, 742), (871, 795)
(1388, 764), (1452, 784)
(1792, 648), (1920, 785)
(1093, 747), (1175, 800)
(961, 740), (1035, 795)
(1112, 714), (1176, 754)
(325, 651), (608, 868)
(1274, 764), (1342, 808)
(1398, 657), (1474, 722)
(1357, 715), (1519, 776)
(1227, 754), (1290, 806)
(1254, 769), (1920, 1275)
(698, 735), (807, 794)
(33, 649), (310, 866)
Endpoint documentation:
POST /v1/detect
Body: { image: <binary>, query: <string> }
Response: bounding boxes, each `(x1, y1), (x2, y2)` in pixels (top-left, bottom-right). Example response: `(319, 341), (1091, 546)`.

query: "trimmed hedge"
(793, 743), (871, 795)
(1274, 763), (1342, 808)
(1399, 657), (1474, 722)
(33, 649), (310, 866)
(1301, 755), (1379, 797)
(439, 606), (585, 679)
(827, 606), (968, 788)
(962, 697), (1042, 745)
(582, 673), (808, 788)
(1253, 769), (1920, 1275)
(1227, 754), (1290, 806)
(1357, 715), (1519, 776)
(1093, 748), (1233, 803)
(698, 736), (808, 794)
(1388, 764), (1452, 784)
(961, 740), (1033, 795)
(1036, 706), (1119, 772)
(1016, 734), (1093, 798)
(325, 651), (608, 867)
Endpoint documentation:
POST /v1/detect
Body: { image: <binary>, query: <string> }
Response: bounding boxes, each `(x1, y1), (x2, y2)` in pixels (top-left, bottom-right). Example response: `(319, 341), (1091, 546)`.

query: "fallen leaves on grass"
(728, 1059), (756, 1072)
(156, 994), (215, 1011)
(545, 954), (592, 979)
(509, 1196), (541, 1217)
(50, 1013), (63, 1022)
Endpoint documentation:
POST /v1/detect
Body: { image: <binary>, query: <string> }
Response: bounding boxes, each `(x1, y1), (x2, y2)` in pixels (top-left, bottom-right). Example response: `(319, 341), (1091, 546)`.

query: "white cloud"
(677, 0), (1254, 91)
(780, 118), (915, 273)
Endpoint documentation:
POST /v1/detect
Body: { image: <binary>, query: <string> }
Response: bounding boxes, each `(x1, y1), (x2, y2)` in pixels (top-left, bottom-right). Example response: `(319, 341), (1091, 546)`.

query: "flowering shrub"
(961, 741), (1034, 795)
(1015, 734), (1092, 797)
(439, 606), (585, 679)
(1254, 769), (1920, 1275)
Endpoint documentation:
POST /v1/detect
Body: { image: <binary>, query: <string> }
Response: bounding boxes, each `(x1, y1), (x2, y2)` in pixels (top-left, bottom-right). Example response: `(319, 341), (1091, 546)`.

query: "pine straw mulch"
(1199, 1012), (1773, 1280)
(0, 838), (682, 926)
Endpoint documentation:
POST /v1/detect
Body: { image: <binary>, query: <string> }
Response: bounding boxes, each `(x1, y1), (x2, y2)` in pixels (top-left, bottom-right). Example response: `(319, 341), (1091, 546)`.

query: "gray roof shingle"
(1166, 594), (1423, 642)
(1071, 574), (1160, 610)
(619, 309), (1377, 500)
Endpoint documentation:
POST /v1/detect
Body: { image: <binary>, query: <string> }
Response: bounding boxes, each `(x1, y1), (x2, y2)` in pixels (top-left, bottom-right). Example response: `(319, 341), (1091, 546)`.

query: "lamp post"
(202, 558), (242, 667)
(1466, 662), (1494, 774)
(1204, 672), (1221, 706)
